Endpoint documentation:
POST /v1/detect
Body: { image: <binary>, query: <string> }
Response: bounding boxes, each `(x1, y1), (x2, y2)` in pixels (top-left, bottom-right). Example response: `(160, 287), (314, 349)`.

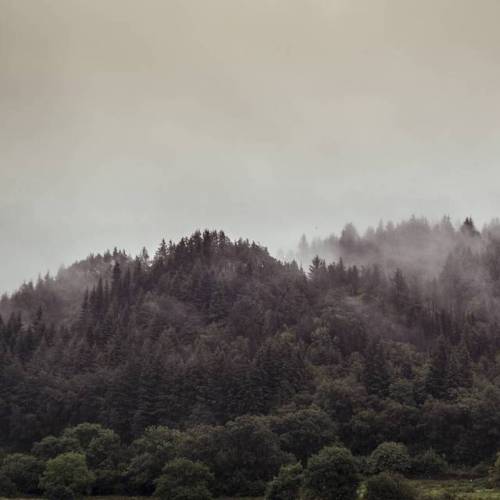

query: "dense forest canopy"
(3, 218), (500, 496)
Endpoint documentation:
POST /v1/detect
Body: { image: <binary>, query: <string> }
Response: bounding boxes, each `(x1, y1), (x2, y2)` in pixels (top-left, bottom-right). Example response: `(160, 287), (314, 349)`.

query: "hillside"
(2, 221), (500, 496)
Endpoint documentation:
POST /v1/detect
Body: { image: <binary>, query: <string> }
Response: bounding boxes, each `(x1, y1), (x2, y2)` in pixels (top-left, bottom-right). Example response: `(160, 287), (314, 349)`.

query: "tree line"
(0, 418), (452, 499)
(1, 221), (500, 495)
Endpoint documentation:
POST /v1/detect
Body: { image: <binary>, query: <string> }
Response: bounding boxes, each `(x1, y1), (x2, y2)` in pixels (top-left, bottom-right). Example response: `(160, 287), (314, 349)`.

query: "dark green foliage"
(32, 435), (82, 460)
(490, 452), (500, 485)
(426, 337), (449, 399)
(303, 446), (360, 500)
(44, 484), (76, 500)
(254, 335), (309, 412)
(2, 222), (500, 482)
(265, 462), (304, 500)
(391, 269), (410, 315)
(154, 458), (214, 500)
(364, 473), (418, 500)
(0, 453), (44, 494)
(41, 423), (125, 495)
(389, 378), (416, 406)
(210, 415), (292, 496)
(62, 423), (107, 449)
(456, 339), (473, 388)
(411, 449), (448, 477)
(370, 442), (411, 474)
(362, 337), (391, 397)
(314, 378), (367, 445)
(39, 452), (95, 497)
(270, 408), (337, 464)
(126, 426), (182, 494)
(85, 427), (123, 494)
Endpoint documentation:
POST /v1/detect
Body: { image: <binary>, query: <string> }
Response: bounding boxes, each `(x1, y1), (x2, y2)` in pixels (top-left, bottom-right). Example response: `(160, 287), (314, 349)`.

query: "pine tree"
(309, 256), (328, 290)
(461, 217), (480, 237)
(391, 268), (410, 313)
(457, 337), (473, 388)
(202, 229), (213, 260)
(132, 356), (163, 436)
(111, 262), (122, 298)
(362, 337), (390, 397)
(91, 278), (105, 320)
(426, 336), (449, 398)
(334, 258), (347, 285)
(347, 265), (360, 295)
(446, 349), (461, 391)
(154, 239), (168, 265)
(208, 281), (228, 322)
(106, 360), (141, 440)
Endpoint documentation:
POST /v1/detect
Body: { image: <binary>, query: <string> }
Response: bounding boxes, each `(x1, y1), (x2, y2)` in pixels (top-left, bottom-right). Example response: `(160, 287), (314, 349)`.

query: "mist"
(2, 0), (500, 292)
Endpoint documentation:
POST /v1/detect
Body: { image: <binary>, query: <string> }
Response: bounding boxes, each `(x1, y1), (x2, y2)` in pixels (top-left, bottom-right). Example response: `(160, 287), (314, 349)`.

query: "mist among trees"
(2, 218), (500, 497)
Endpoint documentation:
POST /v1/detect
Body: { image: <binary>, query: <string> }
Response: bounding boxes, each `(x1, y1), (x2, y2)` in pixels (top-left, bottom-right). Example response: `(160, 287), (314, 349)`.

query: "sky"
(1, 0), (500, 293)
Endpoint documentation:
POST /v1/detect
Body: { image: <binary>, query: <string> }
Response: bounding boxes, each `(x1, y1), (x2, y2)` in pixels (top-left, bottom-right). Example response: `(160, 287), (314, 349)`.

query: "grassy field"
(219, 481), (500, 500)
(410, 479), (500, 499)
(216, 480), (500, 499)
(9, 483), (500, 500)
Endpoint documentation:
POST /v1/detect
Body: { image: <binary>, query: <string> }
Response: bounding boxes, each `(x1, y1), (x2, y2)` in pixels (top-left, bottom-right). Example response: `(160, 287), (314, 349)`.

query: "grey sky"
(1, 0), (500, 293)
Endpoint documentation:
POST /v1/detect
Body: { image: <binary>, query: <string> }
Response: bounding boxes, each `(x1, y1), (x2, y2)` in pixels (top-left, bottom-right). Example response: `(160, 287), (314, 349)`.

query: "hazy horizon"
(2, 0), (500, 293)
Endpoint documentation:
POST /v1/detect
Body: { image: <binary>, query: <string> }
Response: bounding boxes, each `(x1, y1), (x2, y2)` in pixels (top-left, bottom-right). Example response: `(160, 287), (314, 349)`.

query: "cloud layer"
(1, 0), (500, 291)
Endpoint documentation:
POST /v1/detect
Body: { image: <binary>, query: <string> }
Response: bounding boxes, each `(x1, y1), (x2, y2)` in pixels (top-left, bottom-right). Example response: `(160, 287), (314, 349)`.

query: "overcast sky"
(1, 0), (500, 292)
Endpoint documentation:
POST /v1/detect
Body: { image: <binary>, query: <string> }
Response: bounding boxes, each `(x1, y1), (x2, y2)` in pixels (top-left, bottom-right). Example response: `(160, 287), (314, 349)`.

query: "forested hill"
(2, 221), (500, 473)
(0, 230), (311, 446)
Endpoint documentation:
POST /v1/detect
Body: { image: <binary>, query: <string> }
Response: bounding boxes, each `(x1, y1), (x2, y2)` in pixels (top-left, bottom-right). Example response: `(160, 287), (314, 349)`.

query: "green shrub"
(370, 442), (411, 474)
(32, 435), (82, 460)
(270, 408), (337, 464)
(265, 462), (304, 500)
(491, 451), (500, 485)
(86, 427), (123, 494)
(303, 446), (360, 500)
(154, 458), (214, 500)
(33, 425), (124, 495)
(471, 461), (489, 477)
(411, 449), (448, 476)
(45, 484), (76, 500)
(39, 452), (95, 498)
(126, 425), (182, 494)
(0, 453), (44, 494)
(388, 379), (416, 406)
(62, 423), (108, 449)
(195, 415), (291, 497)
(364, 472), (418, 500)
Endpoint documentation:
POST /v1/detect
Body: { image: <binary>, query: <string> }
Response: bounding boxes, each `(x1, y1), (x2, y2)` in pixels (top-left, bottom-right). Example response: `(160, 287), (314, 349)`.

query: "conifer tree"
(154, 239), (168, 266)
(111, 262), (122, 298)
(457, 337), (473, 388)
(426, 336), (449, 399)
(391, 268), (410, 314)
(362, 338), (390, 397)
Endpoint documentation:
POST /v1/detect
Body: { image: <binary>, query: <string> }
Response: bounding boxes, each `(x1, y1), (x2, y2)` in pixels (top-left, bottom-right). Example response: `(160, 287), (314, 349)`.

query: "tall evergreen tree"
(426, 336), (449, 399)
(362, 338), (390, 397)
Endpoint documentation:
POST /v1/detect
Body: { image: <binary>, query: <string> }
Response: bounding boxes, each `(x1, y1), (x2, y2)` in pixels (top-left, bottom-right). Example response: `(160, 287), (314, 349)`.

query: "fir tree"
(426, 336), (449, 399)
(362, 337), (390, 397)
